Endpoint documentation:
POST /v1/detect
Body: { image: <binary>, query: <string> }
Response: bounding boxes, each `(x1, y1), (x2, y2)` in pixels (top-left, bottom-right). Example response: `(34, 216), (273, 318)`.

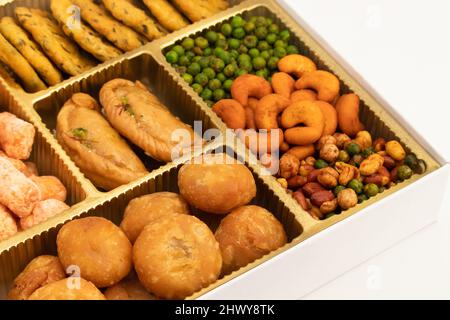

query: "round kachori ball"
(133, 214), (222, 299)
(57, 217), (132, 288)
(120, 192), (190, 243)
(215, 205), (287, 275)
(178, 153), (256, 214)
(8, 255), (66, 300)
(28, 278), (105, 300)
(104, 278), (157, 300)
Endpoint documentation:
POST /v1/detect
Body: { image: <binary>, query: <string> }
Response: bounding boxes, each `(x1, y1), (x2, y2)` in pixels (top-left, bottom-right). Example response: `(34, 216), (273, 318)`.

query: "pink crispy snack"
(0, 112), (35, 160)
(0, 151), (29, 176)
(0, 204), (18, 241)
(20, 199), (70, 230)
(0, 157), (41, 217)
(30, 176), (67, 202)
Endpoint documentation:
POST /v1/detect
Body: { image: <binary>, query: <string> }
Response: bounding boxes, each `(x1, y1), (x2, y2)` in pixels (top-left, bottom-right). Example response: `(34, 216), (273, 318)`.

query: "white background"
(282, 0), (450, 299)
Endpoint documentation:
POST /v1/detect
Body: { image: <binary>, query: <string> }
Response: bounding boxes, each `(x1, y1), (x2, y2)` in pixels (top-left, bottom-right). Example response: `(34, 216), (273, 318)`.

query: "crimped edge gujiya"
(0, 0), (442, 300)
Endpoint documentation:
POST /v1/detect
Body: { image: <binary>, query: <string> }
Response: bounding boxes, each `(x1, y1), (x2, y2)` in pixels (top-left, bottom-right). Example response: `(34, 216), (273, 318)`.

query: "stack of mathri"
(8, 153), (287, 300)
(0, 0), (230, 92)
(0, 112), (69, 242)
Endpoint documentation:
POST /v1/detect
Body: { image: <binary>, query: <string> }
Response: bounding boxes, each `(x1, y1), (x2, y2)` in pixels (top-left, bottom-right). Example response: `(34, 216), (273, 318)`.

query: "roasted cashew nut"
(278, 54), (317, 78)
(245, 107), (256, 129)
(335, 93), (364, 137)
(295, 70), (340, 103)
(254, 94), (291, 130)
(212, 99), (246, 129)
(238, 128), (284, 154)
(271, 72), (295, 98)
(315, 101), (338, 137)
(231, 74), (272, 106)
(286, 144), (315, 161)
(281, 100), (325, 145)
(290, 89), (317, 103)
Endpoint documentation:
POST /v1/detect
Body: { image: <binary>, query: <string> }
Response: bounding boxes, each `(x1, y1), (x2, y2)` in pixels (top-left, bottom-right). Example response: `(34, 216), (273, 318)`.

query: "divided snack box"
(0, 0), (448, 299)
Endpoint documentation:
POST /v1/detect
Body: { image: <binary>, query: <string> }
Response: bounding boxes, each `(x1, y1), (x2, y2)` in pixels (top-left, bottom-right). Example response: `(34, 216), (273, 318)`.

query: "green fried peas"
(216, 38), (228, 49)
(229, 49), (239, 60)
(228, 38), (240, 49)
(182, 73), (193, 85)
(258, 41), (271, 52)
(221, 23), (232, 36)
(203, 47), (212, 56)
(193, 47), (203, 56)
(178, 55), (190, 67)
(255, 26), (268, 39)
(223, 64), (236, 77)
(286, 45), (299, 55)
(346, 142), (361, 156)
(397, 165), (413, 181)
(235, 69), (247, 77)
(348, 179), (363, 194)
(213, 88), (225, 101)
(267, 57), (279, 70)
(274, 47), (286, 58)
(364, 183), (379, 198)
(243, 35), (258, 48)
(266, 33), (277, 44)
(334, 185), (346, 196)
(172, 45), (185, 57)
(203, 67), (216, 80)
(192, 56), (202, 63)
(200, 88), (213, 100)
(260, 50), (271, 60)
(238, 53), (251, 64)
(280, 29), (291, 41)
(192, 83), (203, 94)
(255, 17), (267, 27)
(217, 51), (231, 64)
(185, 51), (195, 60)
(239, 60), (253, 72)
(208, 79), (222, 90)
(231, 15), (245, 28)
(205, 31), (218, 43)
(210, 58), (225, 72)
(195, 37), (209, 49)
(249, 48), (260, 58)
(194, 73), (208, 86)
(187, 62), (201, 76)
(268, 23), (280, 33)
(253, 57), (266, 70)
(255, 68), (269, 79)
(244, 21), (255, 33)
(198, 57), (210, 69)
(216, 73), (226, 82)
(233, 27), (246, 40)
(165, 50), (178, 64)
(314, 159), (328, 169)
(274, 40), (287, 48)
(223, 79), (233, 91)
(181, 37), (194, 50)
(238, 44), (248, 54)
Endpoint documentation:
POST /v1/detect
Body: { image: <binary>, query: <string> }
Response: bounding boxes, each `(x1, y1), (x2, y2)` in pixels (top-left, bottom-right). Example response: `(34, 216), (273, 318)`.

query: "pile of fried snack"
(0, 113), (69, 242)
(55, 78), (196, 191)
(0, 0), (229, 92)
(9, 153), (288, 300)
(212, 54), (425, 220)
